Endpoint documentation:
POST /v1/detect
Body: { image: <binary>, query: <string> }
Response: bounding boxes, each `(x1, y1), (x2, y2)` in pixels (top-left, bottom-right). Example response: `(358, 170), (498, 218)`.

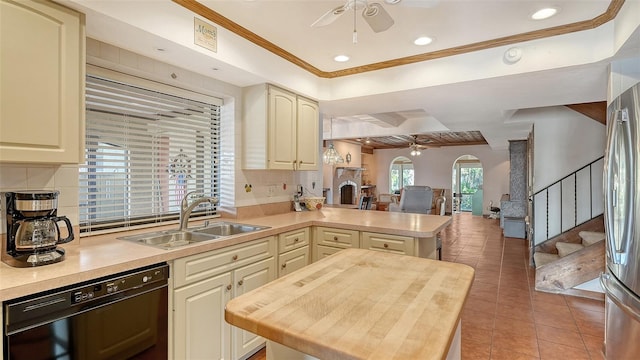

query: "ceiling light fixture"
(410, 143), (422, 156)
(334, 55), (350, 62)
(531, 7), (558, 20)
(408, 135), (423, 156)
(414, 36), (433, 46)
(323, 118), (345, 165)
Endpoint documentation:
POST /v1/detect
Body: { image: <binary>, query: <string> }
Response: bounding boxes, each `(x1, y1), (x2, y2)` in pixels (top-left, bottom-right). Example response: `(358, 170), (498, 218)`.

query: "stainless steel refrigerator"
(602, 81), (640, 359)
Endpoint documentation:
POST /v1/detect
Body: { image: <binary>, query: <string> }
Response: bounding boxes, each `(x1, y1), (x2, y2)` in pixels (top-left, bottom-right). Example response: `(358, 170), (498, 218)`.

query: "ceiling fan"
(408, 135), (432, 156)
(311, 0), (440, 42)
(311, 0), (395, 34)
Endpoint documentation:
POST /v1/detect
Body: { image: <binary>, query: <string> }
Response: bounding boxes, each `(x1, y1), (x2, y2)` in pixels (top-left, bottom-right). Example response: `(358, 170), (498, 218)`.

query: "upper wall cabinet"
(0, 0), (85, 164)
(243, 84), (319, 170)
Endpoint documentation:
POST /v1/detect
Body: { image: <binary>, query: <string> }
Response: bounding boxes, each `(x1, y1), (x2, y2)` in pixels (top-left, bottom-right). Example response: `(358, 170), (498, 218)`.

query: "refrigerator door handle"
(605, 109), (633, 265)
(601, 273), (640, 323)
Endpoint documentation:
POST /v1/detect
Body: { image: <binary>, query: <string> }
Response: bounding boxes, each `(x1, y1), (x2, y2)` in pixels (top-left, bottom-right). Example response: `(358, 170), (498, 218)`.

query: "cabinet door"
(173, 272), (232, 360)
(0, 0), (84, 163)
(268, 86), (297, 170)
(361, 231), (416, 256)
(279, 246), (310, 277)
(296, 97), (319, 170)
(232, 257), (276, 359)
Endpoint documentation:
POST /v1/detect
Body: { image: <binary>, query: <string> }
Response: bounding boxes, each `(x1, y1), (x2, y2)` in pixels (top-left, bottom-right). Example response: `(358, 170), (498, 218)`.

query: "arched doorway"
(452, 155), (484, 215)
(389, 156), (414, 193)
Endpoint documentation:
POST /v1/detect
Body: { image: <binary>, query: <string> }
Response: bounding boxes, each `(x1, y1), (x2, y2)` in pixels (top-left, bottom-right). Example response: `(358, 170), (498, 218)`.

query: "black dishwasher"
(3, 263), (169, 360)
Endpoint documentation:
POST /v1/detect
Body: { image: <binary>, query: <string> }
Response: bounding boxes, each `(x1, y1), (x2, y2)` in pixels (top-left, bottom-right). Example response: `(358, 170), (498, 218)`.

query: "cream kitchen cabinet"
(172, 237), (276, 360)
(243, 84), (319, 170)
(278, 227), (310, 276)
(312, 227), (359, 262)
(361, 231), (416, 256)
(0, 0), (85, 163)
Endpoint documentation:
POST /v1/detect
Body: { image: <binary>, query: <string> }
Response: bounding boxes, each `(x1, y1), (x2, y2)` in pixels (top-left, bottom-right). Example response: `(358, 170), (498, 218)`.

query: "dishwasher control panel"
(70, 265), (168, 304)
(5, 263), (169, 333)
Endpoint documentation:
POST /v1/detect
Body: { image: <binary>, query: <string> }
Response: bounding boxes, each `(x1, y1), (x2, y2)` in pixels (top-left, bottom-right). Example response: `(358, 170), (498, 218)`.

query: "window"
(79, 73), (221, 233)
(389, 156), (414, 193)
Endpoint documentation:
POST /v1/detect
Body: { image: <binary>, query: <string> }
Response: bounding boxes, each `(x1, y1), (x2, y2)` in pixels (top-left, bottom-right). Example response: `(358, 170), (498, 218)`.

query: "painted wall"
(373, 145), (510, 215)
(530, 107), (606, 192)
(321, 140), (363, 204)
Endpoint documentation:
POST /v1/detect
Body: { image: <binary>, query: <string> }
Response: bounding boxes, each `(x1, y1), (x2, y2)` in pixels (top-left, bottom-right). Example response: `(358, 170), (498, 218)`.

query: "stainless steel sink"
(191, 222), (269, 236)
(118, 230), (220, 249)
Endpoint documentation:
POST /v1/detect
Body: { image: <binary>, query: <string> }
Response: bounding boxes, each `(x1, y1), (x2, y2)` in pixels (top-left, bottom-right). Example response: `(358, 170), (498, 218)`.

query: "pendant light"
(323, 118), (344, 165)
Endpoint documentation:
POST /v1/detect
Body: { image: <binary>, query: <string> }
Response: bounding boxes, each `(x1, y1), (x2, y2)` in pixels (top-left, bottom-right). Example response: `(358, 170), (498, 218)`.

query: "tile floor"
(249, 212), (605, 360)
(442, 212), (605, 360)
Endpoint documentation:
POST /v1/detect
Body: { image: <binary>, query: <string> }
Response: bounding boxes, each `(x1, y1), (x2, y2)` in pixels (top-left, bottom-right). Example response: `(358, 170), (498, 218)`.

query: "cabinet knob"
(226, 284), (232, 291)
(333, 236), (338, 241)
(232, 255), (238, 261)
(238, 280), (244, 286)
(383, 243), (389, 248)
(294, 237), (299, 242)
(281, 263), (287, 269)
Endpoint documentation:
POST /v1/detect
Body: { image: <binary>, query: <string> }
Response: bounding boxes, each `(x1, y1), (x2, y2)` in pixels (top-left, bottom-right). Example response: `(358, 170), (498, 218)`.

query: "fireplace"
(339, 181), (357, 205)
(332, 168), (363, 205)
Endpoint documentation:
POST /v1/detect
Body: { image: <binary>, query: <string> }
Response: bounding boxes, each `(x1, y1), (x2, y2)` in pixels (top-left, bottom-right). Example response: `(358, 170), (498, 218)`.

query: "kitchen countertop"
(225, 248), (474, 360)
(0, 208), (451, 301)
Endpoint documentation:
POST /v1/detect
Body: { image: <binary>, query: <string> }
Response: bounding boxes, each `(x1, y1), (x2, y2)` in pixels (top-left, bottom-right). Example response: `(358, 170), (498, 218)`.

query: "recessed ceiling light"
(531, 7), (558, 20)
(414, 36), (433, 46)
(334, 55), (350, 62)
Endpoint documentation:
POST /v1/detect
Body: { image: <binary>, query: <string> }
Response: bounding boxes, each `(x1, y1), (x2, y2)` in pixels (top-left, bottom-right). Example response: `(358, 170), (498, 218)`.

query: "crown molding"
(173, 0), (625, 79)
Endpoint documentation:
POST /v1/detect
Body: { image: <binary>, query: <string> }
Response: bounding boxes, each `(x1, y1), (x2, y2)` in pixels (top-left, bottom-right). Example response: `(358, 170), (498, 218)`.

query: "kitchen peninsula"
(0, 208), (451, 301)
(1, 208), (451, 359)
(225, 248), (474, 360)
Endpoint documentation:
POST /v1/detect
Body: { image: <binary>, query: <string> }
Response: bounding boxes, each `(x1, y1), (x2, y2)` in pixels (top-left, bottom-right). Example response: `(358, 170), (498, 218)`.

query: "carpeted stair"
(534, 231), (605, 296)
(533, 231), (605, 267)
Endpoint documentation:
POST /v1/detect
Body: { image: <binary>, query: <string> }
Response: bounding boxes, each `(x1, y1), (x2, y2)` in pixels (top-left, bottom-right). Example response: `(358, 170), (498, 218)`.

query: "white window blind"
(80, 74), (221, 233)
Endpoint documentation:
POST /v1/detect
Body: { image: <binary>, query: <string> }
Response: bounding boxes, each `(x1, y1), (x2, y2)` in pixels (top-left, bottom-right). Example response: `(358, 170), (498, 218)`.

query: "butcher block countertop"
(225, 248), (474, 360)
(0, 208), (451, 301)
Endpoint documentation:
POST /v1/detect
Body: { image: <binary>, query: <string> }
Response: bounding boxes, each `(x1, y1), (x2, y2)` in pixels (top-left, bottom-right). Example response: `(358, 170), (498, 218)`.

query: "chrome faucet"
(179, 191), (218, 232)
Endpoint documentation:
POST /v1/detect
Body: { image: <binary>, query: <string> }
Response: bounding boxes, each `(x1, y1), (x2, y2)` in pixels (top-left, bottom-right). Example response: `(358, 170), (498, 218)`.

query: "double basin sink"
(118, 222), (269, 249)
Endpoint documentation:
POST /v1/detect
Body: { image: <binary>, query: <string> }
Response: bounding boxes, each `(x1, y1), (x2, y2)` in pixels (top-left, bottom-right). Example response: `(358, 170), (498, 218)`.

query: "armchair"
(396, 186), (434, 214)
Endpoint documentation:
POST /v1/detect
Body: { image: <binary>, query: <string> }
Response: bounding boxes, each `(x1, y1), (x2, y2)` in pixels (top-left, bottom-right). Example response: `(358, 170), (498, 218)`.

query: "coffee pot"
(3, 191), (74, 267)
(14, 217), (74, 251)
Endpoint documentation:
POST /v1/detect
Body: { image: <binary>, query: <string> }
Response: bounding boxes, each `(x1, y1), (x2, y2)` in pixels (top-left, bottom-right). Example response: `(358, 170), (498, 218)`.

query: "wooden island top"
(225, 248), (475, 360)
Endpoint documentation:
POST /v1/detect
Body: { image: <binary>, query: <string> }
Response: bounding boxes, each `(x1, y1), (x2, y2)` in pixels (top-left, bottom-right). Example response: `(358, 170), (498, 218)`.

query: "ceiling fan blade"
(311, 5), (347, 27)
(362, 3), (394, 33)
(384, 0), (441, 8)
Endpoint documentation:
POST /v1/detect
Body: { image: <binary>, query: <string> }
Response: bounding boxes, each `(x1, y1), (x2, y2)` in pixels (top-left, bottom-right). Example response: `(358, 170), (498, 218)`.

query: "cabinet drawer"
(173, 236), (276, 288)
(278, 246), (309, 277)
(314, 245), (345, 262)
(314, 227), (359, 249)
(361, 232), (415, 256)
(278, 227), (310, 254)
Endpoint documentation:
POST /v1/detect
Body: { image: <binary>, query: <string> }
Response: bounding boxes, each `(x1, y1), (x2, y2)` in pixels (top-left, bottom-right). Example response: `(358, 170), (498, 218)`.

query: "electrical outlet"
(267, 185), (276, 197)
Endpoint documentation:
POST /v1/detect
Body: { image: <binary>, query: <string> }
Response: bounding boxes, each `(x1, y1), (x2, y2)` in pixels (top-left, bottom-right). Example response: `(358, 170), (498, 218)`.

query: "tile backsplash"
(0, 164), (80, 234)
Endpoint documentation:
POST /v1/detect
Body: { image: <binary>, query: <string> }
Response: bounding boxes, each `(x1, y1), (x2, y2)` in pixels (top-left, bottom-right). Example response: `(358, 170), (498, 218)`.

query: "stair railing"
(532, 156), (604, 247)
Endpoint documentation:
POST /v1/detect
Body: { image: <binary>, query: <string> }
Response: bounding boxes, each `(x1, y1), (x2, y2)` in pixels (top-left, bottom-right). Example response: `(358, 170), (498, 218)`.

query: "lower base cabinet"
(232, 257), (276, 358)
(173, 272), (232, 360)
(171, 237), (276, 360)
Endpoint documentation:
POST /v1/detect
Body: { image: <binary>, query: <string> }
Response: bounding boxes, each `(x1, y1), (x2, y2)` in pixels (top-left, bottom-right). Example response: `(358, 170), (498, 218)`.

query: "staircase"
(531, 156), (606, 299)
(534, 229), (605, 298)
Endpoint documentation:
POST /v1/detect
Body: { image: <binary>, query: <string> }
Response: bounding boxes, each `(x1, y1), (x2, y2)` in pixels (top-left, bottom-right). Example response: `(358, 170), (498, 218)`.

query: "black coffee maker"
(4, 191), (74, 267)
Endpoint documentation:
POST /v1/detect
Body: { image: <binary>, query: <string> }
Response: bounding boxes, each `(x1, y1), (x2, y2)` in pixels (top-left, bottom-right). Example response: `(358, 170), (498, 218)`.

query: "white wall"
(531, 107), (606, 192)
(373, 145), (510, 215)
